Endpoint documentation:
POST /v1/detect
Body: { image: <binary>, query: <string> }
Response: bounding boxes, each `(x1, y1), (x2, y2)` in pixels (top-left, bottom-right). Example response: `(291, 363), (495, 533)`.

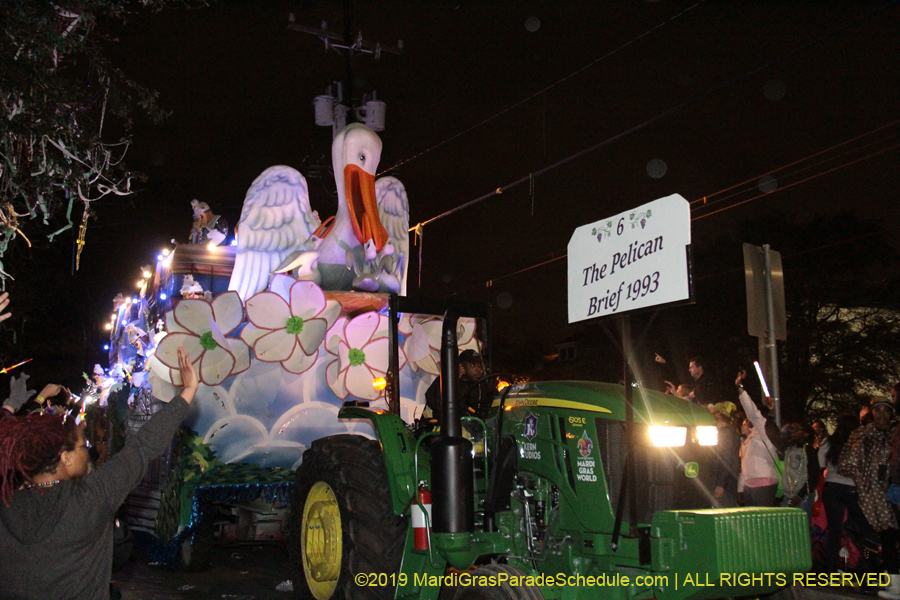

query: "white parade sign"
(567, 194), (692, 324)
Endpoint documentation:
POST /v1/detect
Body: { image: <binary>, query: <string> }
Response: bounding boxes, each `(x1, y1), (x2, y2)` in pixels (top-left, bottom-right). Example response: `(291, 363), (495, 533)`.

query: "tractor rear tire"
(287, 435), (407, 600)
(452, 564), (544, 600)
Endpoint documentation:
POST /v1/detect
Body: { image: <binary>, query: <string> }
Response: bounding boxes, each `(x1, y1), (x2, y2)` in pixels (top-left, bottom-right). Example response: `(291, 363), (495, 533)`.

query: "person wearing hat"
(424, 349), (493, 422)
(779, 421), (822, 516)
(840, 396), (899, 598)
(707, 401), (741, 508)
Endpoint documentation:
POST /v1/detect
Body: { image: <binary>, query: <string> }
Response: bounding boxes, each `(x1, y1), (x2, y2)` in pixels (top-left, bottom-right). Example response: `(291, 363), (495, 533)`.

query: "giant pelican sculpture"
(228, 124), (409, 300)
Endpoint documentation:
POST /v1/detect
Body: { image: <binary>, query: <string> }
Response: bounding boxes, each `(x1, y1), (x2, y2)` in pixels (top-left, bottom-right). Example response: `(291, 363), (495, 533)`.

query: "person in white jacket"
(736, 370), (781, 507)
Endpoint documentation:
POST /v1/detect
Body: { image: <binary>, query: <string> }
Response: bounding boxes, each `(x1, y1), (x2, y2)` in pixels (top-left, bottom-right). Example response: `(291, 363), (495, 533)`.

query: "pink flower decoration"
(325, 312), (406, 400)
(241, 278), (341, 374)
(155, 291), (250, 386)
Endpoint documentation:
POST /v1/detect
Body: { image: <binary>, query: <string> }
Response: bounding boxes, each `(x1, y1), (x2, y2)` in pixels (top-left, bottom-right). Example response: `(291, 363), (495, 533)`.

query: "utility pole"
(287, 6), (403, 137)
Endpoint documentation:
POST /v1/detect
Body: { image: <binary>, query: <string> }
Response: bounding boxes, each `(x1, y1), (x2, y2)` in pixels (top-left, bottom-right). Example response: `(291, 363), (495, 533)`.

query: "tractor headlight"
(648, 426), (687, 447)
(696, 426), (718, 446)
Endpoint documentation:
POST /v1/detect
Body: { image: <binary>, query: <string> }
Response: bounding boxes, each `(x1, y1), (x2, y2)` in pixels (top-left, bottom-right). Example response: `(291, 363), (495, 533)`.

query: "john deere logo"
(684, 462), (699, 478)
(523, 413), (538, 441)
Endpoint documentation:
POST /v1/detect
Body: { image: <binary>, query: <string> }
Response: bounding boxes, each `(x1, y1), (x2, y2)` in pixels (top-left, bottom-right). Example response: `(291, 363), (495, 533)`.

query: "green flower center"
(348, 348), (366, 367)
(199, 331), (218, 351)
(285, 315), (304, 335)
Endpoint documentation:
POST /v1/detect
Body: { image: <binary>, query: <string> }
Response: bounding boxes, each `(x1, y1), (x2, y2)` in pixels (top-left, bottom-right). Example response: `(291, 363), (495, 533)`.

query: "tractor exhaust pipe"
(430, 307), (474, 534)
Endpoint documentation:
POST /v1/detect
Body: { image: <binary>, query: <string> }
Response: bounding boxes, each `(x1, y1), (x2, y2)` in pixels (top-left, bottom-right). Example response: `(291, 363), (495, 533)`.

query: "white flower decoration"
(325, 312), (406, 400)
(155, 291), (250, 386)
(240, 277), (341, 374)
(400, 315), (479, 374)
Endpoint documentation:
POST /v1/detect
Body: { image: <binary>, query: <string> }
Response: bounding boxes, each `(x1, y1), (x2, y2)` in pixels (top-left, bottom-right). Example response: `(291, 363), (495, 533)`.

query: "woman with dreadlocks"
(0, 347), (198, 600)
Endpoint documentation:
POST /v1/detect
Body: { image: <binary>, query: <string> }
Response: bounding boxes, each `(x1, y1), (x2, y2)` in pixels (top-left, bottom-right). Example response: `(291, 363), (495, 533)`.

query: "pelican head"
(332, 124), (389, 253)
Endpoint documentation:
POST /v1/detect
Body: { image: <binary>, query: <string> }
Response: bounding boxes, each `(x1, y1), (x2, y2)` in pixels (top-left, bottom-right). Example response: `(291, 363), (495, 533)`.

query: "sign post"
(742, 243), (786, 427)
(568, 194), (692, 550)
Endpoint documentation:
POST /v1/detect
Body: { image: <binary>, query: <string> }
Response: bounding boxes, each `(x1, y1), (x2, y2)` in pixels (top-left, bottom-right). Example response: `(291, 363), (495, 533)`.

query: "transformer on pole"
(289, 15), (402, 137)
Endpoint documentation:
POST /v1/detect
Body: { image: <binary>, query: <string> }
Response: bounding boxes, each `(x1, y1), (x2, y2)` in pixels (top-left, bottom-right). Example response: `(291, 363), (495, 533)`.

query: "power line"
(693, 224), (900, 283)
(480, 134), (900, 287)
(691, 118), (900, 210)
(692, 141), (900, 221)
(696, 130), (900, 211)
(486, 252), (566, 287)
(409, 0), (897, 233)
(484, 218), (900, 290)
(406, 1), (898, 289)
(378, 1), (708, 177)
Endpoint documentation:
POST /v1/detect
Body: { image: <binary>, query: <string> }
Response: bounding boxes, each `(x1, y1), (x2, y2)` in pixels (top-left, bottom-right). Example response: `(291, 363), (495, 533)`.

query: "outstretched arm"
(82, 348), (198, 514)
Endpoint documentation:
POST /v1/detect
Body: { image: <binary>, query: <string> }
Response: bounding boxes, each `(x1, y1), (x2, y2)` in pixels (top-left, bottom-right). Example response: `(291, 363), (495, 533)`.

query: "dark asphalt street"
(110, 542), (884, 600)
(113, 544), (293, 600)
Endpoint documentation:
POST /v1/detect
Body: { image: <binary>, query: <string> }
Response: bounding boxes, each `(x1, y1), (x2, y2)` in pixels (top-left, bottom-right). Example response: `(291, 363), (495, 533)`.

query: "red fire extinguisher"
(412, 483), (432, 550)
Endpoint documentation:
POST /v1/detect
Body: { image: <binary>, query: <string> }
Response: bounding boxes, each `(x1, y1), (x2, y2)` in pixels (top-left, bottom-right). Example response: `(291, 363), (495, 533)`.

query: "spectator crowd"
(0, 293), (200, 600)
(2, 280), (900, 598)
(658, 353), (900, 597)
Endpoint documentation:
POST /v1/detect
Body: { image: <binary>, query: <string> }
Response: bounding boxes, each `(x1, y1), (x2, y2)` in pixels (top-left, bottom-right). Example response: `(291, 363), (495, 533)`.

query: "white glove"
(3, 372), (36, 412)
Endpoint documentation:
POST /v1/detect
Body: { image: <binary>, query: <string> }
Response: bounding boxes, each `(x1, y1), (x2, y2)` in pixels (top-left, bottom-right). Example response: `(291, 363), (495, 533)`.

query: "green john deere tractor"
(286, 303), (811, 600)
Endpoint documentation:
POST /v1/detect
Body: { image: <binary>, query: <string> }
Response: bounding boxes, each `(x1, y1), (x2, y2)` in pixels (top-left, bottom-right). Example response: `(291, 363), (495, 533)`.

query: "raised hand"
(177, 347), (200, 403)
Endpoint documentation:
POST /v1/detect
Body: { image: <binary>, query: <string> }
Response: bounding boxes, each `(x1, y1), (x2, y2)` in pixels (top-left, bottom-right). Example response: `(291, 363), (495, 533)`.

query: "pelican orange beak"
(344, 163), (388, 252)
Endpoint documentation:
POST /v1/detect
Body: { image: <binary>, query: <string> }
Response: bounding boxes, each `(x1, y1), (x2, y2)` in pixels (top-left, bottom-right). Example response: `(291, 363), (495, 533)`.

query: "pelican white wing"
(228, 166), (321, 301)
(375, 176), (410, 295)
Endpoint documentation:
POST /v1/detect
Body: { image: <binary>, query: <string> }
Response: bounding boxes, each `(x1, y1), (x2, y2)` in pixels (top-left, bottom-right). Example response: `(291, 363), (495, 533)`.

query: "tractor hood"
(493, 381), (716, 428)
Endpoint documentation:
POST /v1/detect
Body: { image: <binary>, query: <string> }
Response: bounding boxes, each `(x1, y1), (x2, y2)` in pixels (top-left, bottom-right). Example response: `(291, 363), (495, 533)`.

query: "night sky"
(16, 0), (899, 385)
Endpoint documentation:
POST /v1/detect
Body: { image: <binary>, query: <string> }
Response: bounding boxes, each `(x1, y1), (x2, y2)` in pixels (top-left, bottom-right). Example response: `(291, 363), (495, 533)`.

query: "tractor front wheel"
(288, 435), (407, 600)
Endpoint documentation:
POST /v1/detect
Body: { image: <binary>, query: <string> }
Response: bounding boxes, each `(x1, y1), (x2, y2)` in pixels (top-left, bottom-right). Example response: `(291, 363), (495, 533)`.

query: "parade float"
(101, 124), (482, 567)
(96, 126), (812, 599)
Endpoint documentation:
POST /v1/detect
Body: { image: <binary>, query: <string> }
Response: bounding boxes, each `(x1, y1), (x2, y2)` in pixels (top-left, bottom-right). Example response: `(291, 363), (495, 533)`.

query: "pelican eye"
(359, 154), (365, 163)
